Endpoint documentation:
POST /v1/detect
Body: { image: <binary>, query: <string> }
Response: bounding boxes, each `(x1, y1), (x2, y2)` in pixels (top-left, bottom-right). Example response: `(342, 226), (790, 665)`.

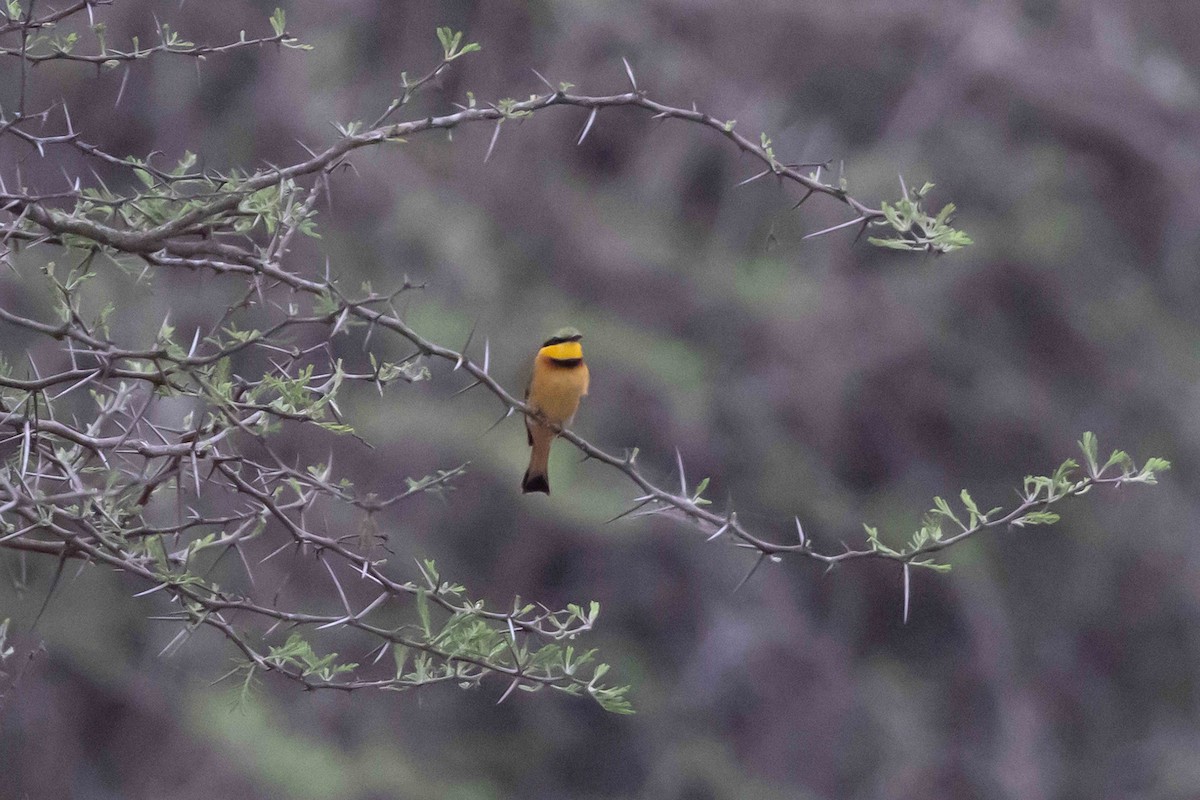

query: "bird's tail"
(522, 426), (553, 494)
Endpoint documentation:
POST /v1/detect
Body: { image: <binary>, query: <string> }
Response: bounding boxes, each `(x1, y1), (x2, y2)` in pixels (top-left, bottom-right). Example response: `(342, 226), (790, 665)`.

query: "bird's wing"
(524, 363), (534, 445)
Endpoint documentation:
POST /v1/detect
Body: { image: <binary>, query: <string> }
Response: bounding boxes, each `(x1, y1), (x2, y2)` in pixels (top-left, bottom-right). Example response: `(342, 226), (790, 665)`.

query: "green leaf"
(1102, 450), (1134, 475)
(1079, 431), (1099, 476)
(1012, 511), (1060, 527)
(1051, 458), (1079, 490)
(269, 8), (286, 37)
(931, 496), (962, 527)
(868, 183), (971, 255)
(959, 489), (980, 527)
(1142, 457), (1171, 474)
(863, 523), (898, 555)
(435, 26), (479, 60)
(1133, 457), (1171, 484)
(416, 588), (431, 635)
(0, 617), (14, 661)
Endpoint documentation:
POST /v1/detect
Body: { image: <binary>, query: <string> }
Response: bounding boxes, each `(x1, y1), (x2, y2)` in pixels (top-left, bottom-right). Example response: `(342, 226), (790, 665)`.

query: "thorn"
(294, 138), (320, 158)
(706, 522), (729, 542)
(459, 319), (478, 366)
(802, 215), (867, 241)
(899, 173), (909, 201)
(234, 543), (255, 588)
(733, 552), (768, 593)
(628, 506), (667, 520)
(605, 497), (655, 524)
(791, 189), (815, 209)
(507, 617), (517, 641)
(371, 642), (391, 665)
(482, 338), (490, 374)
(794, 516), (806, 547)
(902, 562), (911, 624)
(530, 68), (556, 93)
(852, 218), (870, 243)
(191, 448), (202, 498)
(497, 678), (520, 705)
(451, 379), (482, 398)
(785, 160), (831, 170)
(30, 551), (68, 632)
(484, 119), (502, 163)
(621, 56), (638, 91)
(48, 369), (101, 402)
(320, 556), (353, 616)
(577, 106), (598, 146)
(115, 67), (130, 109)
(482, 406), (515, 436)
(158, 628), (191, 658)
(20, 420), (30, 479)
(675, 448), (687, 496)
(735, 168), (771, 188)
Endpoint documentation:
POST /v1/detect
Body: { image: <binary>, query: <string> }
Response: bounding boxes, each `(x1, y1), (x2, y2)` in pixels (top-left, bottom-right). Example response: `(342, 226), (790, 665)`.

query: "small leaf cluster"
(1076, 430), (1169, 487)
(2, 6), (307, 70)
(381, 562), (630, 710)
(435, 27), (481, 61)
(259, 9), (313, 51)
(868, 181), (973, 254)
(66, 160), (322, 262)
(861, 432), (1170, 570)
(266, 633), (358, 682)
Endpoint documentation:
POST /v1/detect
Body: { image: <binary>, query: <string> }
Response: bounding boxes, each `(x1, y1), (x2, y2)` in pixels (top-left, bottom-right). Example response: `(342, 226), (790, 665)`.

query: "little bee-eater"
(522, 327), (589, 494)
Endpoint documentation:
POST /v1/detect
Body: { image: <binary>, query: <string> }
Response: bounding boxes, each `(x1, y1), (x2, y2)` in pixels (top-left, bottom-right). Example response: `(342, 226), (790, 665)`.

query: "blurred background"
(3, 0), (1200, 798)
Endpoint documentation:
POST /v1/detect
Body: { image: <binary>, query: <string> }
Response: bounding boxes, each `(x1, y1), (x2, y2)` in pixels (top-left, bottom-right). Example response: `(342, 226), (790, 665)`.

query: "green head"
(543, 326), (583, 347)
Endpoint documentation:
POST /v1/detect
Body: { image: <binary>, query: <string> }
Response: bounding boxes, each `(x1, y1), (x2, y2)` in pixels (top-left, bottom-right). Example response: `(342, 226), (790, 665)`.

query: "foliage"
(868, 180), (973, 254)
(0, 8), (1167, 717)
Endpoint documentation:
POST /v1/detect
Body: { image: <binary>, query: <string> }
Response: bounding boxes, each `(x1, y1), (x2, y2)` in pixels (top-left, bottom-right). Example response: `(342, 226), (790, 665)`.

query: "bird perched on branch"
(522, 327), (589, 494)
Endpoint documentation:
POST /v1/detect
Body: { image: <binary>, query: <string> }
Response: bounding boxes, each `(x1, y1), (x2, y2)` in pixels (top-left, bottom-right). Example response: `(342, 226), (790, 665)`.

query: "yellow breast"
(529, 357), (589, 424)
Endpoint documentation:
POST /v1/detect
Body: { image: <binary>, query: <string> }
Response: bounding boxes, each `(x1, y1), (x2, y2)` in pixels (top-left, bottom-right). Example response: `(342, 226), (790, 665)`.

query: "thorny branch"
(0, 8), (1158, 710)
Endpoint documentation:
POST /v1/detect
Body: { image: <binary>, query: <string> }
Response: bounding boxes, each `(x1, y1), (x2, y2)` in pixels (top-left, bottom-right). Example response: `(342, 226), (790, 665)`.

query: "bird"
(522, 327), (589, 494)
